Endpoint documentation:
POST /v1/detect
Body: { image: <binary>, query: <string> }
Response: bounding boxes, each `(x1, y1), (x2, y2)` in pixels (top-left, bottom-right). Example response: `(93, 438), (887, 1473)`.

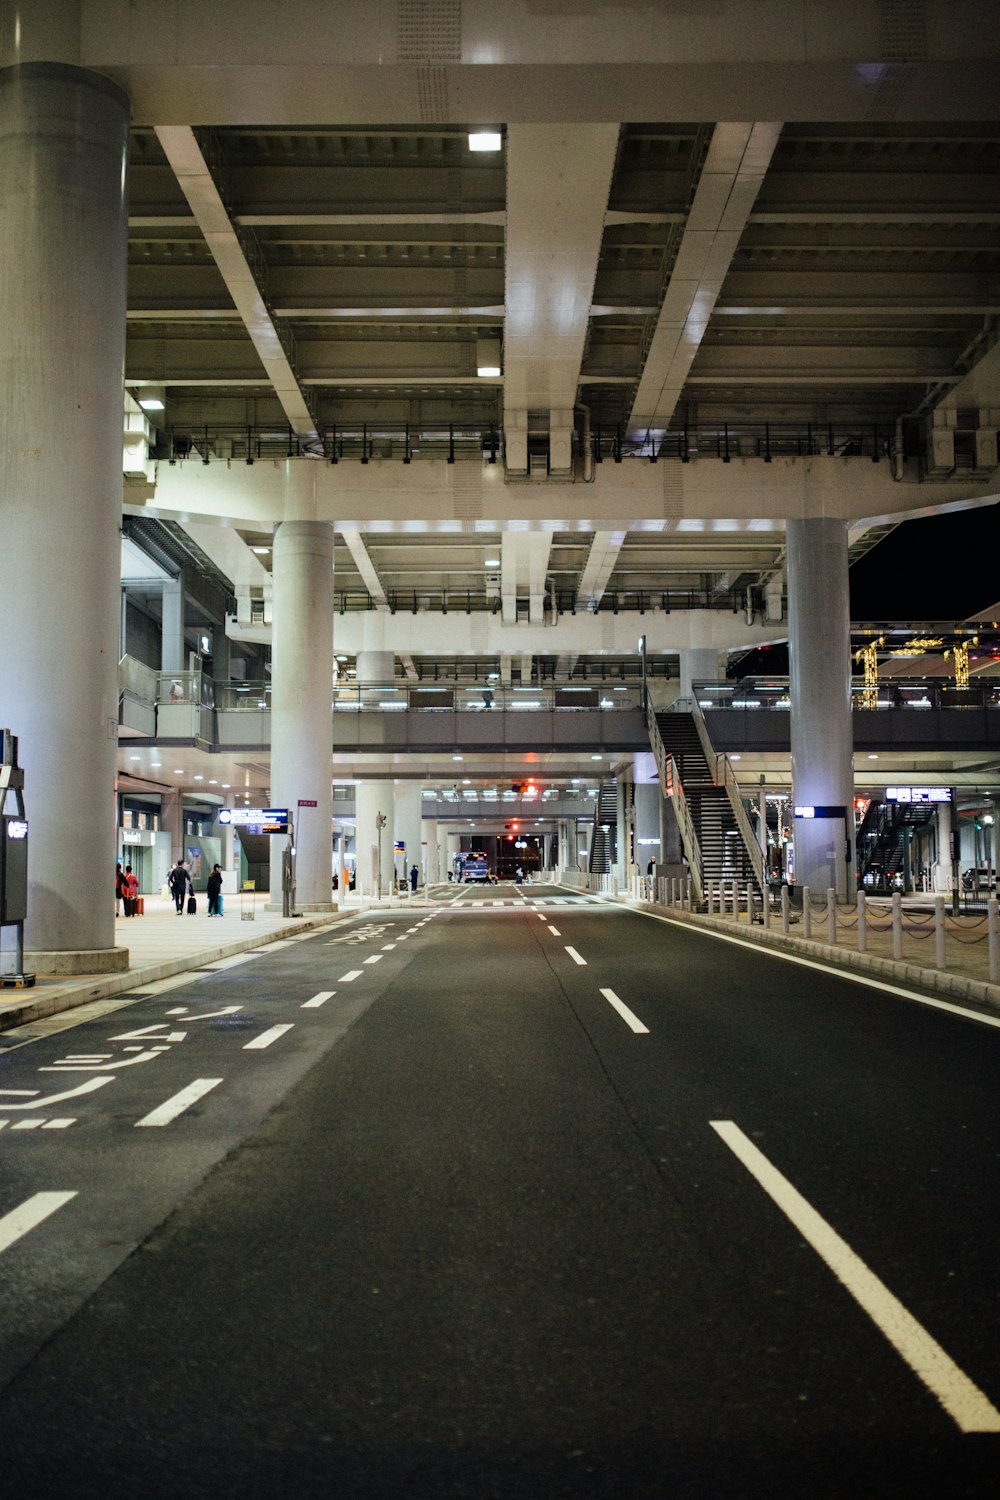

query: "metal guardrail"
(645, 701), (704, 907)
(215, 681), (645, 714)
(157, 417), (907, 469)
(695, 677), (1000, 712)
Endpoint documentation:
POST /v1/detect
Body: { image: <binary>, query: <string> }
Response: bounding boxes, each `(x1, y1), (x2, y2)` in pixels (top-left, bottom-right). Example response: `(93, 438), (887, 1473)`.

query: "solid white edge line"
(636, 908), (1000, 1033)
(599, 987), (650, 1034)
(302, 991), (335, 1008)
(710, 1120), (1000, 1433)
(0, 1192), (77, 1254)
(244, 1024), (294, 1051)
(135, 1078), (223, 1128)
(565, 946), (587, 966)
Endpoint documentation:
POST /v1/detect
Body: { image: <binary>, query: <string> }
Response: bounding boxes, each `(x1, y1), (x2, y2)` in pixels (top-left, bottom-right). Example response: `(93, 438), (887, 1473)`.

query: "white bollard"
(802, 886), (812, 941)
(857, 889), (866, 952)
(827, 887), (836, 947)
(935, 895), (946, 970)
(892, 890), (903, 961)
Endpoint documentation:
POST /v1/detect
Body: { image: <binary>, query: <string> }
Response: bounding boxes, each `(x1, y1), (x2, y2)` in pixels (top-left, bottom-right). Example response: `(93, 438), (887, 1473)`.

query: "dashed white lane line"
(548, 927), (561, 937)
(363, 954), (383, 965)
(382, 943), (397, 950)
(710, 1120), (1000, 1434)
(244, 1024), (294, 1050)
(565, 946), (587, 966)
(0, 1192), (77, 1255)
(339, 969), (364, 982)
(302, 991), (335, 1009)
(135, 1078), (222, 1128)
(599, 988), (650, 1034)
(537, 912), (548, 921)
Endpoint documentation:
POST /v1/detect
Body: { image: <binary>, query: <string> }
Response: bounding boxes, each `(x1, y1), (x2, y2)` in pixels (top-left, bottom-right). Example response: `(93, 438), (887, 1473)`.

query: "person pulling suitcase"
(168, 860), (192, 915)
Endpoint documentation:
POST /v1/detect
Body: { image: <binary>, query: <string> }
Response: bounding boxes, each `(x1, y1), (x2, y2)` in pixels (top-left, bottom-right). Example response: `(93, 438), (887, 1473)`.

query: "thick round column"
(355, 781), (393, 897)
(394, 783), (423, 887)
(268, 521), (335, 911)
(0, 63), (129, 970)
(679, 648), (721, 706)
(787, 517), (854, 897)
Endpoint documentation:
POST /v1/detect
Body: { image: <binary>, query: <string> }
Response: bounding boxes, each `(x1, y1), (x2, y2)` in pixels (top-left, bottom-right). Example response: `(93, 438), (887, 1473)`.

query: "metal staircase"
(856, 799), (936, 889)
(649, 709), (763, 898)
(588, 780), (617, 874)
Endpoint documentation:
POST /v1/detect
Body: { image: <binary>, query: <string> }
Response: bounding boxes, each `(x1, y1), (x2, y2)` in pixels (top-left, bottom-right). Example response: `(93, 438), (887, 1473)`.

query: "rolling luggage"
(187, 894), (197, 915)
(136, 897), (144, 916)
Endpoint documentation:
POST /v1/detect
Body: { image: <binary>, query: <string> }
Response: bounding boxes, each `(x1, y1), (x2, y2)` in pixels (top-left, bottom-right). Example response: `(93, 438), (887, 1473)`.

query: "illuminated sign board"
(794, 805), (847, 820)
(219, 807), (289, 833)
(885, 787), (952, 804)
(5, 820), (27, 840)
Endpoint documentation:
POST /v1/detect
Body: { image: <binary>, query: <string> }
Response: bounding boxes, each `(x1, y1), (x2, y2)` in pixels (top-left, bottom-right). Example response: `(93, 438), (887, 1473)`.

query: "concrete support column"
(933, 797), (955, 894)
(160, 575), (185, 673)
(160, 792), (184, 867)
(615, 777), (629, 886)
(356, 650), (395, 697)
(679, 649), (721, 707)
(355, 781), (393, 898)
(395, 783), (423, 886)
(634, 783), (661, 869)
(267, 521), (335, 911)
(0, 60), (129, 970)
(437, 829), (449, 884)
(421, 819), (436, 882)
(787, 517), (854, 897)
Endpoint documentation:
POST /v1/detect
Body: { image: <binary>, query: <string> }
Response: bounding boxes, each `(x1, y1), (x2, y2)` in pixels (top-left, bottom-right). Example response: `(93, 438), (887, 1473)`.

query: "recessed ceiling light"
(251, 545), (270, 555)
(151, 761), (161, 768)
(868, 753), (879, 760)
(336, 655), (349, 662)
(129, 755), (140, 761)
(591, 754), (602, 761)
(730, 754), (741, 761)
(453, 755), (464, 761)
(194, 775), (204, 781)
(222, 783), (231, 788)
(174, 769), (183, 775)
(468, 131), (502, 152)
(484, 557), (500, 567)
(138, 396), (164, 411)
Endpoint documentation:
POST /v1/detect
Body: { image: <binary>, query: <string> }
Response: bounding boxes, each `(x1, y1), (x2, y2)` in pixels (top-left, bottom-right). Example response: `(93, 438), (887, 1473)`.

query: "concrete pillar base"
(263, 901), (335, 915)
(27, 946), (129, 976)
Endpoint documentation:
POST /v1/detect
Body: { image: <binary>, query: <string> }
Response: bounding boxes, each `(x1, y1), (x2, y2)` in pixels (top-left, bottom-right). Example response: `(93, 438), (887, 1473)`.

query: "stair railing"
(690, 697), (766, 894)
(646, 703), (704, 906)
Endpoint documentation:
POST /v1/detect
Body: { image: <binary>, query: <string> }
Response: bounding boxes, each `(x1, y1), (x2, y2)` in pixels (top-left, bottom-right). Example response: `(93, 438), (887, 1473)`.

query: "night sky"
(849, 501), (1000, 622)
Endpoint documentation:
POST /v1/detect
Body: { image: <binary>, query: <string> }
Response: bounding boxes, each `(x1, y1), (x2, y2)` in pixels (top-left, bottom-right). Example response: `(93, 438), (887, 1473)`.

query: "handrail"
(691, 696), (765, 892)
(646, 702), (704, 906)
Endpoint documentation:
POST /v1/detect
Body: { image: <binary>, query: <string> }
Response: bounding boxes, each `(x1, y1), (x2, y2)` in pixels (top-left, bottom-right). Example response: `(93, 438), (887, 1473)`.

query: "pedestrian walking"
(515, 865), (524, 886)
(124, 864), (139, 917)
(206, 863), (223, 916)
(168, 860), (191, 914)
(409, 863), (418, 893)
(115, 862), (127, 916)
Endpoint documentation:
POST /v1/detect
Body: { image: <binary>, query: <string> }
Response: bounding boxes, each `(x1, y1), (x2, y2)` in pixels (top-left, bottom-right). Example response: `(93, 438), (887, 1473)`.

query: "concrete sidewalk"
(0, 892), (379, 1034)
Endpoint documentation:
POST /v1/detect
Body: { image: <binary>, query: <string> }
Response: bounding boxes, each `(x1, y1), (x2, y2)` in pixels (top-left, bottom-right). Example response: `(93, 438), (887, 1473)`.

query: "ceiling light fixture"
(468, 131), (502, 152)
(476, 337), (502, 377)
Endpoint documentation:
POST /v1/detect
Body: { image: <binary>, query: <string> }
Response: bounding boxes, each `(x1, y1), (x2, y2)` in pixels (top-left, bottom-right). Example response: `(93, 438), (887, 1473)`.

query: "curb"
(0, 903), (377, 1034)
(627, 900), (1000, 1015)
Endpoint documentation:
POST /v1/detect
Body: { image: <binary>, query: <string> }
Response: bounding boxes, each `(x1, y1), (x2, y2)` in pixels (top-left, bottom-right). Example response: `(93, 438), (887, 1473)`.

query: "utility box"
(0, 815), (28, 924)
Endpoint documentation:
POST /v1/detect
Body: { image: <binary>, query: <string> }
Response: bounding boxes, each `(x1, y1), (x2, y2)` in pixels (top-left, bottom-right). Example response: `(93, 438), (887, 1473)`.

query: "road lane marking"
(302, 991), (335, 1009)
(548, 927), (561, 937)
(599, 988), (650, 1034)
(0, 1192), (77, 1255)
(135, 1078), (223, 1128)
(244, 1024), (294, 1051)
(363, 954), (383, 965)
(710, 1120), (1000, 1434)
(565, 946), (587, 966)
(382, 943), (397, 950)
(339, 969), (363, 982)
(537, 913), (548, 921)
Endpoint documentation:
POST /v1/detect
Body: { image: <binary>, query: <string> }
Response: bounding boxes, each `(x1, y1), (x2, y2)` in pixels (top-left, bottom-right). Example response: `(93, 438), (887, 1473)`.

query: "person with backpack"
(168, 860), (191, 915)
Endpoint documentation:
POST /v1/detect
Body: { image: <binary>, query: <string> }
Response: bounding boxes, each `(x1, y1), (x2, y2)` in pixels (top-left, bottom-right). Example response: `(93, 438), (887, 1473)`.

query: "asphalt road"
(0, 883), (999, 1497)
